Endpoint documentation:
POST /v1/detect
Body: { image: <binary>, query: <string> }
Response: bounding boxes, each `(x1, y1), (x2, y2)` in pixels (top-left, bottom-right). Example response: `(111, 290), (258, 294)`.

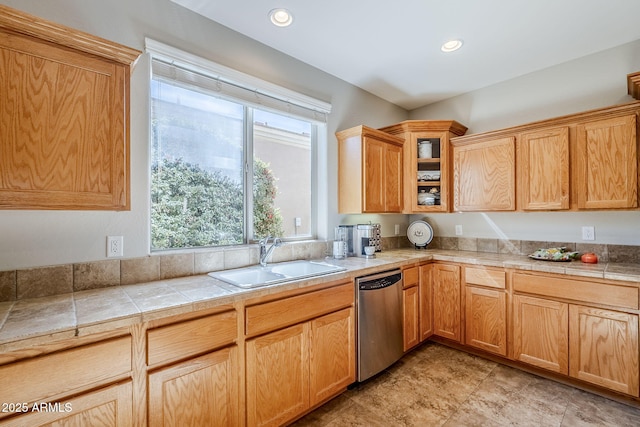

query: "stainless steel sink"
(208, 260), (347, 288)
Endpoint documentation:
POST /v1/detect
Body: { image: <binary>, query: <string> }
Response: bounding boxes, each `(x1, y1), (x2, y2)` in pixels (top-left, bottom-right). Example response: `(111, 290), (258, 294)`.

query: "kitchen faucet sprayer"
(259, 235), (283, 266)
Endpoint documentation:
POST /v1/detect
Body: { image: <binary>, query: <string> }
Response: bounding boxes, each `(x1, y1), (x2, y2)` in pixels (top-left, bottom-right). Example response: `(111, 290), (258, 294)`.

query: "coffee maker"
(335, 223), (381, 257)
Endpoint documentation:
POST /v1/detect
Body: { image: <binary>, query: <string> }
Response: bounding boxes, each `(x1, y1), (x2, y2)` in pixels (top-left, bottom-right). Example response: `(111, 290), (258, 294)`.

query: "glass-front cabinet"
(379, 121), (467, 213)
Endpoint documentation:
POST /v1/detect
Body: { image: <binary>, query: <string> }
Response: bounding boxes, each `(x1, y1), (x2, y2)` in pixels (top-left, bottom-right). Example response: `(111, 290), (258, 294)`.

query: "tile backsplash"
(0, 241), (329, 302)
(427, 236), (640, 264)
(1, 237), (639, 302)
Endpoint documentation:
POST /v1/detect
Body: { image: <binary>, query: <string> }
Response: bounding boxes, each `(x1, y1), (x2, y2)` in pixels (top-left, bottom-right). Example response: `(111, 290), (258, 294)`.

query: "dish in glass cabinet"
(528, 247), (579, 262)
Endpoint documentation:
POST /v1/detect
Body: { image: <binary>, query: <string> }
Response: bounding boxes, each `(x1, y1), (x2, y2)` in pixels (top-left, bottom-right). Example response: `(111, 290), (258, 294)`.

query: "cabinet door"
(309, 308), (356, 406)
(246, 324), (309, 427)
(0, 382), (132, 427)
(403, 285), (420, 351)
(148, 347), (239, 427)
(453, 136), (516, 211)
(512, 295), (568, 374)
(465, 286), (507, 356)
(385, 142), (403, 212)
(575, 114), (638, 209)
(519, 127), (570, 210)
(363, 137), (386, 212)
(569, 305), (639, 396)
(419, 264), (433, 341)
(432, 264), (461, 342)
(0, 18), (138, 210)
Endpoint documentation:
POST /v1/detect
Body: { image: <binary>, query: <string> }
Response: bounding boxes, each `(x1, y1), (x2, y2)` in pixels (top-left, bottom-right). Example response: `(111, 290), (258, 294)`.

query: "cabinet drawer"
(0, 336), (131, 407)
(147, 310), (237, 367)
(403, 266), (419, 288)
(465, 267), (506, 289)
(246, 282), (353, 337)
(513, 273), (638, 310)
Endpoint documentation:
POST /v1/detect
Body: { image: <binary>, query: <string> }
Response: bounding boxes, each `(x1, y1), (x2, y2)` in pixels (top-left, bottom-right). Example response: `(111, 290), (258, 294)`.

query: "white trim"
(145, 38), (331, 116)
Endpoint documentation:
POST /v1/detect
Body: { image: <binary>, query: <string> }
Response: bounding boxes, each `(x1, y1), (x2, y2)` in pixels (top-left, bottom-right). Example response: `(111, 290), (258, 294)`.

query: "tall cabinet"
(379, 120), (467, 213)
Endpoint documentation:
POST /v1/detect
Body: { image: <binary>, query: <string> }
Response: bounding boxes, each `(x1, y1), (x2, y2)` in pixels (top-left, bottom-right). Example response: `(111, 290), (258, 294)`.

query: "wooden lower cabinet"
(432, 264), (462, 342)
(246, 307), (355, 427)
(513, 293), (640, 397)
(512, 294), (569, 374)
(402, 265), (420, 351)
(246, 324), (309, 427)
(309, 307), (356, 406)
(465, 286), (507, 356)
(569, 305), (639, 396)
(419, 264), (434, 341)
(0, 382), (133, 427)
(148, 347), (239, 427)
(403, 285), (420, 351)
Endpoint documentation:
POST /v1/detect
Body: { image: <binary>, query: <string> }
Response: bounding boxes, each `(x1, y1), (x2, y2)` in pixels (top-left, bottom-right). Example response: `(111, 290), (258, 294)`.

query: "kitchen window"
(147, 39), (330, 251)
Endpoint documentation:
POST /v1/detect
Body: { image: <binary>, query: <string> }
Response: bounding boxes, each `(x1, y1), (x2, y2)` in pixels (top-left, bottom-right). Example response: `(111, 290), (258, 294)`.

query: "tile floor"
(292, 342), (640, 426)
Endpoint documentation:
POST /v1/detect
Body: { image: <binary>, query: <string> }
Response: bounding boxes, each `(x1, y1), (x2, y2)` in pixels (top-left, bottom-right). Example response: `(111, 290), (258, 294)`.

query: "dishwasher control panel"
(358, 271), (402, 290)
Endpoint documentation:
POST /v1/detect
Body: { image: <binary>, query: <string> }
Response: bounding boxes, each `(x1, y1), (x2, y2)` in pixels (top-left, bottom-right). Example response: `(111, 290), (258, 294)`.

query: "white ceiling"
(171, 0), (640, 110)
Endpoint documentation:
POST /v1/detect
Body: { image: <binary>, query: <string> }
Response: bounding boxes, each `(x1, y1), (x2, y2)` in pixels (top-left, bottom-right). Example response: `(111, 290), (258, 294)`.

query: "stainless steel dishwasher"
(356, 269), (404, 382)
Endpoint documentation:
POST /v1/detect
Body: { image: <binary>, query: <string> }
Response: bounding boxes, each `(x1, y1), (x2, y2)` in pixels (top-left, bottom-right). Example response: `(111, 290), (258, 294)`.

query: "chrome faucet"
(259, 235), (283, 267)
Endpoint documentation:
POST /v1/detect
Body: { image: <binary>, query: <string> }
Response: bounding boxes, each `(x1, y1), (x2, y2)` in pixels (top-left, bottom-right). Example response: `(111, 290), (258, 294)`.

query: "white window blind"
(146, 38), (331, 123)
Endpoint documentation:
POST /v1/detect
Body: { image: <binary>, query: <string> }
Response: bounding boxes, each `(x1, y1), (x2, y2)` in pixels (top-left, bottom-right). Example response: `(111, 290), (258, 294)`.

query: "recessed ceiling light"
(269, 8), (293, 27)
(441, 39), (463, 53)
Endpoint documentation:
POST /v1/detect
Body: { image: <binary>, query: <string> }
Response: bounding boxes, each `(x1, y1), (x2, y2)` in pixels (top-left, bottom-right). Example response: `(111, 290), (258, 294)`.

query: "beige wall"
(407, 40), (640, 245)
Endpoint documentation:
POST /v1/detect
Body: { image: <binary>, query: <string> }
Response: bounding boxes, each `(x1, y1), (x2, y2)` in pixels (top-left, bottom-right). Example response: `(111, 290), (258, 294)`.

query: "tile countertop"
(1, 249), (640, 353)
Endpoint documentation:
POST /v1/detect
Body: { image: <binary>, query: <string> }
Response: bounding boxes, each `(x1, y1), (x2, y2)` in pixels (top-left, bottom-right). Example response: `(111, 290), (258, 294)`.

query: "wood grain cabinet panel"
(512, 294), (569, 374)
(403, 284), (420, 351)
(0, 5), (140, 210)
(309, 307), (356, 406)
(147, 310), (237, 367)
(432, 264), (462, 342)
(148, 347), (239, 427)
(575, 114), (638, 209)
(419, 264), (434, 341)
(245, 283), (356, 426)
(0, 336), (132, 410)
(465, 286), (507, 356)
(0, 382), (133, 427)
(518, 127), (570, 210)
(336, 125), (404, 213)
(452, 136), (516, 211)
(569, 305), (639, 396)
(246, 324), (309, 427)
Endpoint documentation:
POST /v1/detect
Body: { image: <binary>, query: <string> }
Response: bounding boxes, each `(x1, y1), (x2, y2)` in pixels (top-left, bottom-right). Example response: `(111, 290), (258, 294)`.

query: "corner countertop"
(1, 249), (639, 353)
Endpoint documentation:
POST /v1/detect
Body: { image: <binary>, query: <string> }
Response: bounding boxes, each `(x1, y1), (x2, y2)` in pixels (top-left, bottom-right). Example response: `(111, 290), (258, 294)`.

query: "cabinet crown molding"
(379, 120), (468, 137)
(0, 4), (141, 66)
(451, 101), (640, 145)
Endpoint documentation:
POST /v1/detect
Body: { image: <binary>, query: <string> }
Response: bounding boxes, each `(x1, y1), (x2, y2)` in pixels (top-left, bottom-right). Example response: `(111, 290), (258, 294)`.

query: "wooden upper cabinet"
(575, 113), (638, 209)
(336, 125), (404, 213)
(379, 120), (468, 213)
(518, 127), (570, 210)
(0, 5), (140, 210)
(452, 136), (516, 211)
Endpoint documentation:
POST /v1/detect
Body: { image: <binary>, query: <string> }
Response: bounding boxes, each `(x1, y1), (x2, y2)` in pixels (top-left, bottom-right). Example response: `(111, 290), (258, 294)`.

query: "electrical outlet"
(107, 236), (124, 257)
(394, 224), (400, 235)
(295, 217), (302, 227)
(455, 225), (463, 236)
(581, 226), (595, 241)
